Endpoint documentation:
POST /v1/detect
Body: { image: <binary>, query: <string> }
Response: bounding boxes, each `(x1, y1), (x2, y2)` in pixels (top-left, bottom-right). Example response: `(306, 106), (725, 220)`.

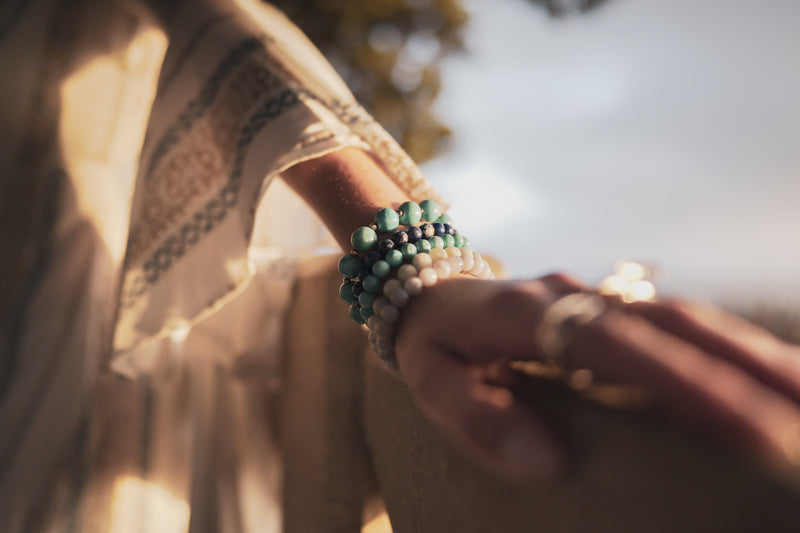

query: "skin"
(283, 146), (800, 483)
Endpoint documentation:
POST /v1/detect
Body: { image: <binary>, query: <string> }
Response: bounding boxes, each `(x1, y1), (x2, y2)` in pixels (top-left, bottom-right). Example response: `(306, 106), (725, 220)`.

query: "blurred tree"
(526, 0), (609, 17)
(269, 0), (609, 162)
(270, 0), (469, 163)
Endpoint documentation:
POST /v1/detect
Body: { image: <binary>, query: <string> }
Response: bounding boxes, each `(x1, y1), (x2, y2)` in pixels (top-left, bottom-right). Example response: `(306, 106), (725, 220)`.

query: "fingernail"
(501, 424), (564, 481)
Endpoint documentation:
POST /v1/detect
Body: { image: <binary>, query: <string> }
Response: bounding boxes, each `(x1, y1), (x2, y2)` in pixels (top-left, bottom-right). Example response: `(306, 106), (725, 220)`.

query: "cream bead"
(433, 259), (452, 279)
(418, 267), (438, 287)
(403, 276), (424, 296)
(390, 287), (410, 307)
(375, 321), (394, 338)
(470, 253), (485, 275)
(383, 278), (402, 297)
(446, 246), (462, 257)
(448, 255), (464, 273)
(461, 250), (474, 271)
(381, 304), (400, 323)
(372, 297), (389, 314)
(377, 337), (394, 351)
(367, 316), (380, 330)
(397, 263), (418, 281)
(429, 247), (448, 261)
(479, 264), (493, 279)
(412, 253), (433, 270)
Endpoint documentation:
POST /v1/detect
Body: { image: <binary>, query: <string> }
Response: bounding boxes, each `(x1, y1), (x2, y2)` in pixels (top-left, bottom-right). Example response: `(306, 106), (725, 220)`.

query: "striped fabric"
(0, 1), (438, 531)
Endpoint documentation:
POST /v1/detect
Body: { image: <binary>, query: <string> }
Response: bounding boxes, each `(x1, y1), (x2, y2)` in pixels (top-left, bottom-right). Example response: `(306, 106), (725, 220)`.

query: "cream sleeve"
(112, 0), (445, 376)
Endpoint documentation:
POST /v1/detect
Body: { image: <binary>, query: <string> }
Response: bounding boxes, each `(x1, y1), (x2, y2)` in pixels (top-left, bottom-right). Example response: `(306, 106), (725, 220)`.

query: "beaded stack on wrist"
(337, 199), (494, 369)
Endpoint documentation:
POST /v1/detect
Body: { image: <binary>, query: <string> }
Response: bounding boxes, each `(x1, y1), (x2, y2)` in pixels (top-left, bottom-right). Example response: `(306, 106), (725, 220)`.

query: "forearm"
(281, 146), (413, 251)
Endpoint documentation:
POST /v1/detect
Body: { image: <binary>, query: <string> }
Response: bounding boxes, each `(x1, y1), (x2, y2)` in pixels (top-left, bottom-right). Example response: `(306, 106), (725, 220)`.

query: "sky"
(421, 0), (800, 306)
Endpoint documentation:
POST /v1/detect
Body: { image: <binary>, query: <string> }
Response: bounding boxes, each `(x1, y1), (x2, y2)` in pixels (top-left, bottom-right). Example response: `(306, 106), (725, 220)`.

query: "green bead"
(398, 201), (422, 226)
(401, 243), (417, 261)
(415, 239), (432, 253)
(362, 275), (381, 293)
(339, 281), (356, 303)
(338, 255), (361, 278)
(434, 213), (454, 225)
(462, 236), (471, 249)
(430, 236), (444, 249)
(385, 249), (404, 267)
(351, 226), (378, 252)
(454, 233), (465, 248)
(443, 234), (455, 248)
(374, 208), (400, 233)
(349, 306), (365, 324)
(359, 291), (376, 308)
(419, 199), (441, 222)
(372, 260), (391, 278)
(360, 306), (374, 319)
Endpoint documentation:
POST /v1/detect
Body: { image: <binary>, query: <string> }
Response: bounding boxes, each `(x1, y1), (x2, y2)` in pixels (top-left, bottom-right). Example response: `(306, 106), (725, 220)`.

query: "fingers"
(395, 271), (800, 478)
(567, 309), (800, 464)
(397, 278), (543, 364)
(395, 276), (574, 482)
(538, 272), (588, 294)
(396, 334), (565, 482)
(398, 275), (583, 366)
(626, 299), (800, 405)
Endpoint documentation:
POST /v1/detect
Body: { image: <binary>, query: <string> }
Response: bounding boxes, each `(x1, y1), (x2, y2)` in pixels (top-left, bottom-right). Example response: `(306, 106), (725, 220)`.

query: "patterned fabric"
(0, 0), (441, 531)
(112, 0), (446, 375)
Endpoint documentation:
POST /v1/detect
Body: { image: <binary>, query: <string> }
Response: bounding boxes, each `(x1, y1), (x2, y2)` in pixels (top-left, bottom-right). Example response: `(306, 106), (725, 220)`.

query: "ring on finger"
(535, 292), (606, 366)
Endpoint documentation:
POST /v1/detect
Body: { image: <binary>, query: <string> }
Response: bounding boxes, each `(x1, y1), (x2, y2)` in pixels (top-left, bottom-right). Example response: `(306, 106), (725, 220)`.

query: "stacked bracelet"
(337, 199), (494, 369)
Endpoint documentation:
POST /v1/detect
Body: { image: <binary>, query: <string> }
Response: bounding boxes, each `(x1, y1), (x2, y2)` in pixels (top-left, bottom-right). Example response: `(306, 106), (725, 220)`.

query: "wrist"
(336, 199), (492, 368)
(282, 147), (413, 251)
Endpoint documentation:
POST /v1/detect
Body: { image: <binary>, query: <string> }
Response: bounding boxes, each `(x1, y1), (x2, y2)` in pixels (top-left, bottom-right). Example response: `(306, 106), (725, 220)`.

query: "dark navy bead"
(352, 281), (364, 297)
(432, 223), (445, 236)
(443, 223), (456, 235)
(420, 223), (435, 238)
(378, 239), (395, 254)
(391, 230), (409, 246)
(406, 225), (422, 243)
(364, 251), (382, 268)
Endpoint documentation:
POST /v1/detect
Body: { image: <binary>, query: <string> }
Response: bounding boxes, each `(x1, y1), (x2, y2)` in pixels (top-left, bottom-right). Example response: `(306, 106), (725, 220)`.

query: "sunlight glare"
(109, 476), (190, 533)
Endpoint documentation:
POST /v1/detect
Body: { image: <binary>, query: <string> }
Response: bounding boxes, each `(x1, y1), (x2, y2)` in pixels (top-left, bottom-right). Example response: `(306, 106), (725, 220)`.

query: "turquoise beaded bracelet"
(337, 200), (493, 368)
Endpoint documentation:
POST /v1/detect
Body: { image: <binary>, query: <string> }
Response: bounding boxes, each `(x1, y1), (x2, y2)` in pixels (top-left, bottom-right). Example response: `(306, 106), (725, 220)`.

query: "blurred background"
(273, 0), (799, 324)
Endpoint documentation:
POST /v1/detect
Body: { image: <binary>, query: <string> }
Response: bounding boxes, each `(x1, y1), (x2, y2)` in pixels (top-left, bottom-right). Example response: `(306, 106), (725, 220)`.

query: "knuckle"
(540, 272), (572, 285)
(540, 272), (584, 291)
(580, 309), (635, 346)
(486, 284), (542, 318)
(661, 297), (694, 316)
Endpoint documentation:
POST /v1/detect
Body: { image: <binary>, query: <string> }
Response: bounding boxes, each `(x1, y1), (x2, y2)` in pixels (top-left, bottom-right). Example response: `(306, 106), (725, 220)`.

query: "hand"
(394, 273), (800, 483)
(610, 297), (800, 465)
(393, 274), (579, 482)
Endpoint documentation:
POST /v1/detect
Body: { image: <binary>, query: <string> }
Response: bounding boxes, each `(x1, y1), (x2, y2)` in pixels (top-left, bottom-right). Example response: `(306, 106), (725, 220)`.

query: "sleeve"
(111, 0), (445, 376)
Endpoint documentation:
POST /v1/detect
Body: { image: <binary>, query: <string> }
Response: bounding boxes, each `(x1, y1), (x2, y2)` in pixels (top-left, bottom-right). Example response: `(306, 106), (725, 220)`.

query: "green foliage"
(270, 0), (609, 162)
(270, 0), (468, 163)
(527, 0), (610, 17)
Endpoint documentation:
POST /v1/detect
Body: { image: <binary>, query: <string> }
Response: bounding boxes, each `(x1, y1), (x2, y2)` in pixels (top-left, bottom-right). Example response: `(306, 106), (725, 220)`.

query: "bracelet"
(337, 199), (493, 369)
